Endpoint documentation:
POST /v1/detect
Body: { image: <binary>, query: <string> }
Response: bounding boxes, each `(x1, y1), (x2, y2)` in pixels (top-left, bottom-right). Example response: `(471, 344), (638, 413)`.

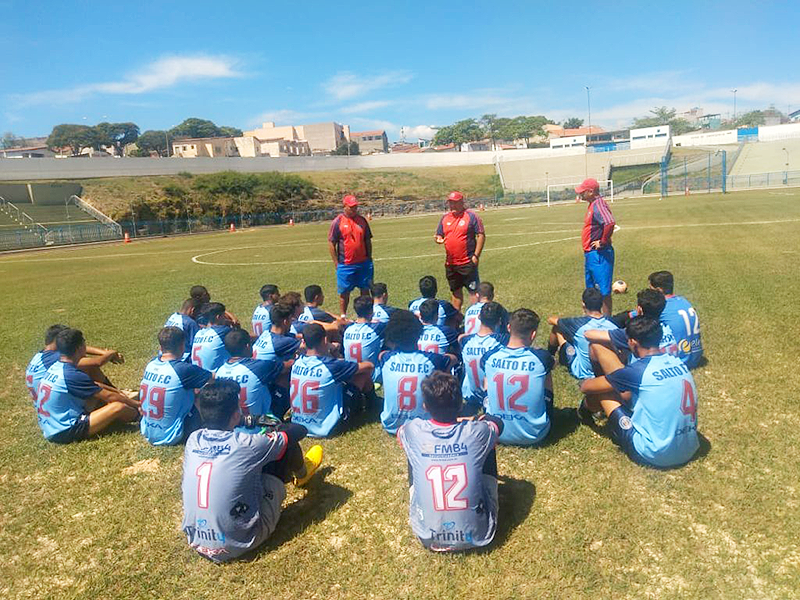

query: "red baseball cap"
(575, 178), (599, 193)
(342, 194), (358, 207)
(447, 191), (464, 202)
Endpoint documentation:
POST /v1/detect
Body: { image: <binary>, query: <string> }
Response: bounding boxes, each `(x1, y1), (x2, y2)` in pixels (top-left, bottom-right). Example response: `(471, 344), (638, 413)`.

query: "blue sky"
(2, 0), (798, 141)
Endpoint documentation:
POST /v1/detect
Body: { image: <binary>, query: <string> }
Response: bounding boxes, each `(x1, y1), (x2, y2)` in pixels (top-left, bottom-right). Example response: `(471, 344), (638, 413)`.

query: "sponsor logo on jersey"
(186, 522), (226, 543)
(420, 442), (469, 458)
(429, 522), (473, 544)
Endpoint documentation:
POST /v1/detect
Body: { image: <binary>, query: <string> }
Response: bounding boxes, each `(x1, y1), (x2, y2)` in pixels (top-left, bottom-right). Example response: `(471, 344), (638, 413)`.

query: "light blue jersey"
(140, 357), (211, 446)
(464, 301), (485, 336)
(378, 350), (451, 434)
(252, 330), (301, 362)
(251, 303), (272, 337)
(25, 349), (60, 402)
(372, 303), (395, 324)
(460, 333), (507, 406)
(343, 321), (386, 382)
(191, 325), (232, 371)
(408, 297), (457, 327)
(481, 346), (553, 445)
(36, 361), (100, 440)
(290, 355), (358, 437)
(558, 315), (618, 379)
(215, 357), (283, 417)
(164, 312), (199, 360)
(417, 323), (458, 355)
(609, 323), (679, 358)
(661, 295), (703, 369)
(607, 353), (700, 467)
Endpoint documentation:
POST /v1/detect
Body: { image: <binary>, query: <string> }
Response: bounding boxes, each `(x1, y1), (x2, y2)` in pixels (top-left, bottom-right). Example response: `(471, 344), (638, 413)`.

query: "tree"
(218, 126), (243, 137)
(170, 118), (222, 139)
(733, 110), (766, 128)
(563, 117), (584, 129)
(498, 115), (551, 145)
(332, 140), (360, 155)
(1, 132), (24, 149)
(136, 130), (171, 157)
(94, 122), (140, 156)
(480, 114), (499, 149)
(632, 106), (694, 135)
(433, 118), (483, 150)
(46, 124), (98, 155)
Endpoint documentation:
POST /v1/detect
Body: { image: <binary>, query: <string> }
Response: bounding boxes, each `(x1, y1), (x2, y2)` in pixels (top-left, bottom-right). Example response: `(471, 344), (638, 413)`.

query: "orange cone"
(288, 218), (295, 227)
(367, 212), (373, 221)
(479, 203), (485, 211)
(124, 232), (131, 243)
(229, 222), (236, 232)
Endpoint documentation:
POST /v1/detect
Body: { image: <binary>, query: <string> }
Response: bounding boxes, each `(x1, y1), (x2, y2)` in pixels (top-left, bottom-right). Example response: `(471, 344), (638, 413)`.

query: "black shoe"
(576, 400), (596, 426)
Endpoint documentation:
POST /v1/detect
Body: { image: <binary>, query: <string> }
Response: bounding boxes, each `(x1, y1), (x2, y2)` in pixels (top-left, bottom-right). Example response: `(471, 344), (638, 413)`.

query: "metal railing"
(70, 195), (123, 236)
(0, 196), (48, 234)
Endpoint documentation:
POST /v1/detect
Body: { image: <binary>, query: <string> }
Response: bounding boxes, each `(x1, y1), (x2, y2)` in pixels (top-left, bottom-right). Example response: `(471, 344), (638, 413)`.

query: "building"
(243, 121), (349, 154)
(172, 137), (240, 158)
(350, 130), (388, 154)
(630, 126), (670, 149)
(550, 135), (586, 149)
(547, 125), (605, 139)
(232, 136), (311, 158)
(0, 145), (56, 158)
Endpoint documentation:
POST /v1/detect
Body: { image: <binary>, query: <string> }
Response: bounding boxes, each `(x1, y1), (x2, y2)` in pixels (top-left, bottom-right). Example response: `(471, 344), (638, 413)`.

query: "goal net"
(545, 179), (613, 206)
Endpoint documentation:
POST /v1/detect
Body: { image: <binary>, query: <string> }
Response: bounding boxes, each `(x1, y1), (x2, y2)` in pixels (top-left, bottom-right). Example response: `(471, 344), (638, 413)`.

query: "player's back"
(140, 357), (211, 445)
(343, 321), (385, 382)
(464, 301), (485, 336)
(399, 418), (499, 551)
(26, 349), (60, 402)
(165, 312), (199, 359)
(372, 303), (395, 324)
(251, 304), (272, 337)
(560, 315), (618, 379)
(408, 298), (454, 327)
(460, 333), (506, 405)
(418, 323), (457, 355)
(609, 323), (679, 358)
(290, 355), (357, 437)
(252, 330), (300, 362)
(191, 325), (231, 371)
(661, 295), (703, 368)
(215, 358), (281, 418)
(181, 428), (287, 562)
(35, 361), (93, 440)
(379, 350), (450, 434)
(482, 345), (553, 445)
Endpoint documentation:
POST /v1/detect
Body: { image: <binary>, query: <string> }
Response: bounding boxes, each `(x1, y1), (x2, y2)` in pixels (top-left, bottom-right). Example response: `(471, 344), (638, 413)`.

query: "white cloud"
(15, 55), (242, 105)
(340, 100), (393, 114)
(323, 71), (412, 101)
(399, 125), (438, 141)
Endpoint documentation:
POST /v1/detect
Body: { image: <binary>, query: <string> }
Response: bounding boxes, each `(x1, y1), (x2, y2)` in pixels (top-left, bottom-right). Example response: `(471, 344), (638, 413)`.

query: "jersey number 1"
(195, 462), (212, 509)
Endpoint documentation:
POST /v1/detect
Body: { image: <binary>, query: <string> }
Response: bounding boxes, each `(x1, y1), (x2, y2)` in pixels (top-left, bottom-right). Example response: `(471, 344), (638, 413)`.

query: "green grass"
(1, 190), (799, 599)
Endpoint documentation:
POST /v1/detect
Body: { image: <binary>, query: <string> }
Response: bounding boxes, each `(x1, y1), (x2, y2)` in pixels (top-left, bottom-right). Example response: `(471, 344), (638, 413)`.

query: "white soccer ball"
(612, 280), (628, 294)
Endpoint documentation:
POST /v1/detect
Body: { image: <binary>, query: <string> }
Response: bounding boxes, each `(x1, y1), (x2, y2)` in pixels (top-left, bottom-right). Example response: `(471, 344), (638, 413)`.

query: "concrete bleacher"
(729, 138), (800, 177)
(20, 204), (97, 227)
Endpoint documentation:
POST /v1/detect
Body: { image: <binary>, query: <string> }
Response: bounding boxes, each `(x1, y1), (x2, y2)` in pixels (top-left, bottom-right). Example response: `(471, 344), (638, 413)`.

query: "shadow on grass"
(481, 475), (536, 552)
(695, 432), (712, 461)
(536, 406), (581, 448)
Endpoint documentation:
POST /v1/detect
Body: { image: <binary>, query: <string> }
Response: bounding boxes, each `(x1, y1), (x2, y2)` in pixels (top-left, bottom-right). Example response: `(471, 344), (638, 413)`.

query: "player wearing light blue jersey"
(344, 296), (387, 384)
(379, 310), (456, 434)
(464, 282), (495, 336)
(482, 309), (554, 445)
(215, 329), (286, 419)
(408, 275), (461, 328)
(548, 288), (618, 380)
(580, 317), (700, 468)
(460, 301), (509, 415)
(649, 271), (703, 368)
(370, 282), (396, 324)
(298, 285), (338, 324)
(290, 324), (374, 437)
(165, 299), (200, 360)
(253, 302), (302, 362)
(398, 371), (504, 552)
(251, 284), (279, 337)
(182, 379), (322, 562)
(35, 329), (139, 443)
(140, 327), (212, 446)
(417, 299), (459, 355)
(191, 303), (234, 371)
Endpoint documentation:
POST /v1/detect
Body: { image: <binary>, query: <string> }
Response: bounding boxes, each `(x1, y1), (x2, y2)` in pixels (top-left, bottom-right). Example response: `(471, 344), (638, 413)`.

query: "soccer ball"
(612, 280), (628, 294)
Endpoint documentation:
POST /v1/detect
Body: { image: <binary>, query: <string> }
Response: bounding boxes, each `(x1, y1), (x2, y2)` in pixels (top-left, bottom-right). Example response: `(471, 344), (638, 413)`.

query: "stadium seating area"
(729, 138), (800, 177)
(19, 204), (98, 227)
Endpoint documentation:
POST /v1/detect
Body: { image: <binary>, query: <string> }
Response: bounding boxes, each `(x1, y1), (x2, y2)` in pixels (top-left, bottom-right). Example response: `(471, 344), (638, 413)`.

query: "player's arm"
(328, 241), (339, 266)
(585, 329), (613, 346)
(355, 361), (374, 376)
(473, 232), (485, 265)
(92, 386), (140, 409)
(579, 375), (614, 395)
(547, 315), (560, 327)
(435, 217), (445, 244)
(82, 347), (124, 366)
(443, 352), (458, 370)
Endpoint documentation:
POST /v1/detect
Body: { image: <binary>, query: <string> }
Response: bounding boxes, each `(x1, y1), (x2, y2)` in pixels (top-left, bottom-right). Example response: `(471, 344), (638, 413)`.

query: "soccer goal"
(546, 179), (613, 206)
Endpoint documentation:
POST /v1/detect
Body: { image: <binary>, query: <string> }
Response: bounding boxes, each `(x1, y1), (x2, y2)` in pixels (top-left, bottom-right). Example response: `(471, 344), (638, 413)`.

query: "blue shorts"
(336, 260), (374, 294)
(558, 341), (577, 372)
(584, 246), (615, 296)
(608, 406), (647, 465)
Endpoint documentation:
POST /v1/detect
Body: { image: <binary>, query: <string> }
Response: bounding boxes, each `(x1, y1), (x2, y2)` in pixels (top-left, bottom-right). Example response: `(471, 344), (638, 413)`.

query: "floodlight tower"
(731, 89), (738, 122)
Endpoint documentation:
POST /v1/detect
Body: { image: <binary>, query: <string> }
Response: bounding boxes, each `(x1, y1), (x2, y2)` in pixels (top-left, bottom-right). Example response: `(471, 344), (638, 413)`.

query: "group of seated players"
(25, 270), (703, 559)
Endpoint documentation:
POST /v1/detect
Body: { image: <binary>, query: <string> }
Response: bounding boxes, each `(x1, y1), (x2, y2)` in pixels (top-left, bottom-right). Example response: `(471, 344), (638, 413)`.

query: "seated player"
(579, 317), (700, 468)
(35, 328), (140, 443)
(464, 282), (495, 336)
(26, 324), (126, 401)
(548, 288), (618, 380)
(140, 327), (212, 446)
(190, 285), (239, 327)
(408, 275), (460, 327)
(482, 309), (554, 445)
(371, 282), (396, 324)
(165, 299), (200, 361)
(586, 289), (678, 359)
(253, 302), (302, 362)
(649, 271), (704, 368)
(191, 303), (234, 371)
(215, 329), (287, 420)
(398, 371), (503, 552)
(181, 379), (323, 563)
(252, 284), (280, 337)
(379, 310), (456, 434)
(460, 302), (509, 415)
(418, 299), (459, 355)
(298, 285), (337, 324)
(290, 324), (373, 437)
(343, 296), (387, 384)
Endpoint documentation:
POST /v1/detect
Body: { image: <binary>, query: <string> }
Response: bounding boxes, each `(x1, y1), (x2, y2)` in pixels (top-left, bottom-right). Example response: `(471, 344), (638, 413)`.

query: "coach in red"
(434, 191), (486, 311)
(329, 195), (374, 316)
(577, 178), (616, 316)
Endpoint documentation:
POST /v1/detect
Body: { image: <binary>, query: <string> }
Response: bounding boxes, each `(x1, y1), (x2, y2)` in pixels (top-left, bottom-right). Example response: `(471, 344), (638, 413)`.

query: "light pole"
(585, 86), (592, 177)
(783, 147), (789, 185)
(731, 89), (738, 122)
(165, 131), (170, 157)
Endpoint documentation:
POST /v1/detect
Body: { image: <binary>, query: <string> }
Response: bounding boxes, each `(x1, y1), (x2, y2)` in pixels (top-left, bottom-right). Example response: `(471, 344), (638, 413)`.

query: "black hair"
(190, 285), (210, 302)
(419, 299), (439, 324)
(280, 292), (303, 312)
(158, 326), (185, 355)
(419, 275), (437, 298)
(200, 302), (226, 324)
(196, 379), (241, 430)
(260, 284), (279, 301)
(55, 328), (84, 357)
(270, 302), (294, 324)
(477, 282), (495, 300)
(421, 371), (462, 423)
(44, 324), (68, 345)
(224, 329), (251, 357)
(626, 316), (662, 349)
(353, 295), (374, 319)
(582, 287), (604, 312)
(371, 282), (388, 298)
(509, 308), (540, 338)
(478, 302), (504, 331)
(304, 284), (323, 303)
(648, 271), (674, 295)
(385, 309), (424, 352)
(637, 288), (666, 320)
(302, 323), (326, 349)
(181, 298), (199, 314)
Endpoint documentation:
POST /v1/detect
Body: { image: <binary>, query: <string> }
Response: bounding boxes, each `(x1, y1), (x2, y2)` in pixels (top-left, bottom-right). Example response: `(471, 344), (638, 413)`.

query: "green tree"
(480, 114), (499, 149)
(433, 118), (483, 150)
(46, 124), (98, 155)
(563, 117), (584, 129)
(332, 140), (360, 155)
(1, 132), (23, 149)
(632, 106), (694, 135)
(170, 118), (222, 139)
(94, 122), (140, 156)
(218, 126), (243, 137)
(136, 130), (171, 157)
(733, 110), (766, 128)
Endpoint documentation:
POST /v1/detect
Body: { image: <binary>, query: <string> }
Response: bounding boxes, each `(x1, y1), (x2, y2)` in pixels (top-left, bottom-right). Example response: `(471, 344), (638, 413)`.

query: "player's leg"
(87, 402), (139, 436)
(336, 264), (353, 316)
(79, 364), (113, 387)
(548, 325), (566, 355)
(258, 472), (288, 540)
(338, 291), (351, 316)
(451, 287), (464, 311)
(599, 247), (614, 316)
(445, 264), (465, 311)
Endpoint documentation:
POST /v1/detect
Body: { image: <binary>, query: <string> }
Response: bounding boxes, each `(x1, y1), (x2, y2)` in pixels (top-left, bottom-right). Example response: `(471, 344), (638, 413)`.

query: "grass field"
(1, 189), (799, 599)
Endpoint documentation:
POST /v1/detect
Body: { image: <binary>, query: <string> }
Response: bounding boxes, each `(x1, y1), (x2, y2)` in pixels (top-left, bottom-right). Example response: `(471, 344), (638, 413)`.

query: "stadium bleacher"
(19, 204), (98, 227)
(729, 138), (800, 177)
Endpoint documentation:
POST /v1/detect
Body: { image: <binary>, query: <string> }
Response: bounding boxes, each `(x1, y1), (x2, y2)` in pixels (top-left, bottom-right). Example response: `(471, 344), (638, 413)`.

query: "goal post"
(546, 179), (613, 206)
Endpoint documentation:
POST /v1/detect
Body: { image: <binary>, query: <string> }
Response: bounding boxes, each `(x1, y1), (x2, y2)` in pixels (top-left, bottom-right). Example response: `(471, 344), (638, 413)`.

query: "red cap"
(342, 194), (358, 207)
(575, 178), (599, 194)
(447, 191), (464, 202)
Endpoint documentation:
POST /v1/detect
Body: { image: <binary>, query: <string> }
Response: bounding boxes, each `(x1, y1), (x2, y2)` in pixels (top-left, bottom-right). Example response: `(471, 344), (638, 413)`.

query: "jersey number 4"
(680, 380), (697, 424)
(425, 464), (468, 511)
